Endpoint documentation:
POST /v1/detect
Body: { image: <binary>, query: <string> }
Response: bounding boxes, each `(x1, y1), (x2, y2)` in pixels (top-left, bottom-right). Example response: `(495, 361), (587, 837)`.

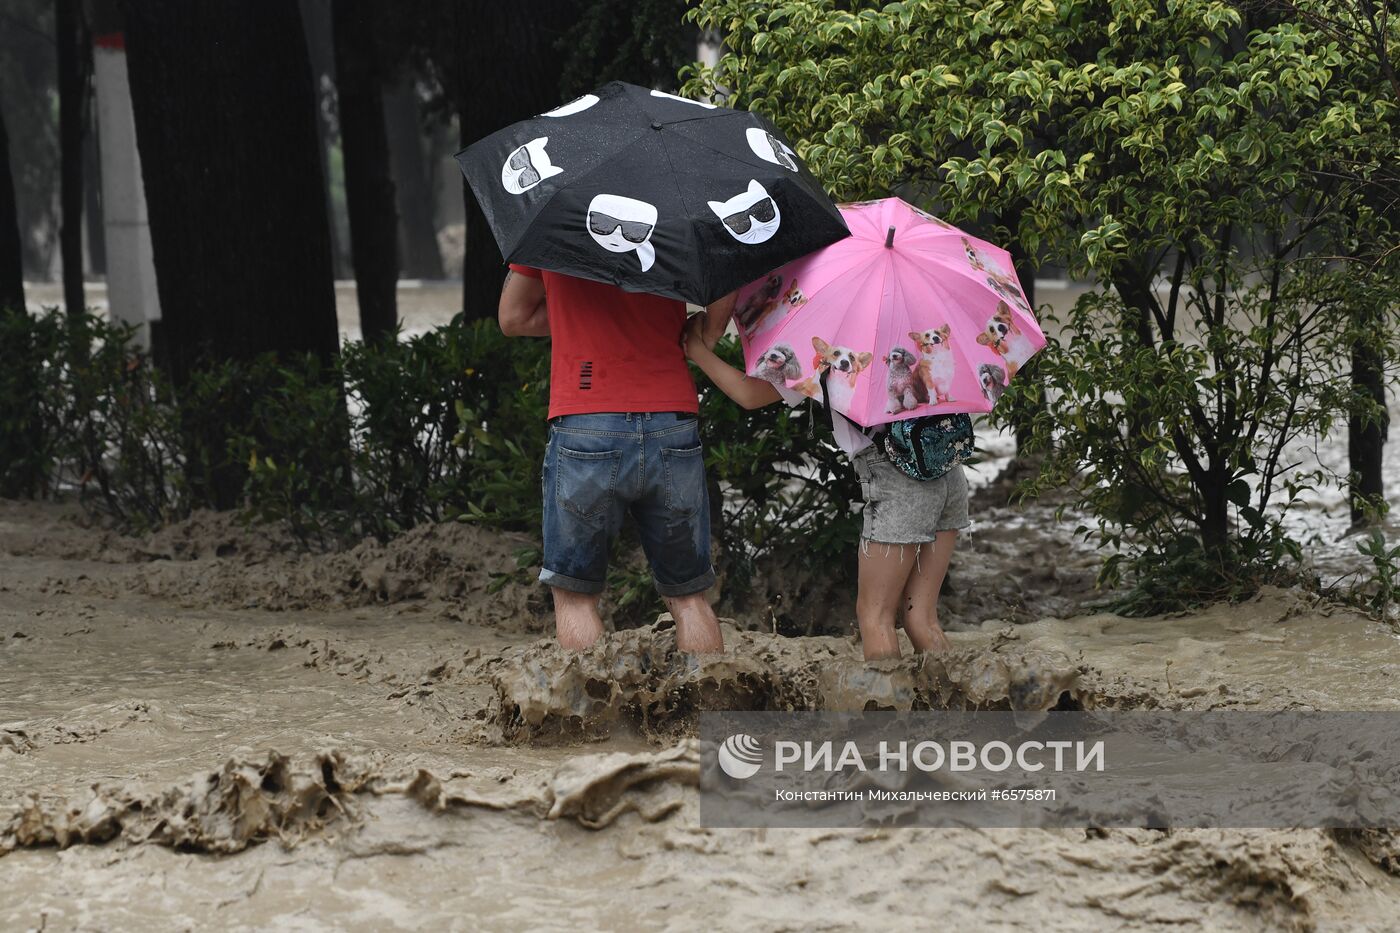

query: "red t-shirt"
(509, 265), (698, 419)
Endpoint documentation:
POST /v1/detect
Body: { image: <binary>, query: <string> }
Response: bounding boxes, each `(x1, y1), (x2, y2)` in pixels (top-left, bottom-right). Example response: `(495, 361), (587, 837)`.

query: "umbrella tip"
(885, 226), (896, 248)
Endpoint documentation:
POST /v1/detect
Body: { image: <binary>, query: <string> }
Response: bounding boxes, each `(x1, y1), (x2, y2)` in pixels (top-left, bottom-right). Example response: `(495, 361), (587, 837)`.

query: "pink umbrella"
(735, 197), (1045, 428)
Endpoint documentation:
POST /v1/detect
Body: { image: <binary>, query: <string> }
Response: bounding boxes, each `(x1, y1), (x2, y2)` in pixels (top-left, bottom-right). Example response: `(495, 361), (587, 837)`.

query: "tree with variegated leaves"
(686, 0), (1400, 608)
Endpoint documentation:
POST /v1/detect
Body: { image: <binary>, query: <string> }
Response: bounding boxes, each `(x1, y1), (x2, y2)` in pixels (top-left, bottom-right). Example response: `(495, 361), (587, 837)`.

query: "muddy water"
(4, 500), (1400, 931)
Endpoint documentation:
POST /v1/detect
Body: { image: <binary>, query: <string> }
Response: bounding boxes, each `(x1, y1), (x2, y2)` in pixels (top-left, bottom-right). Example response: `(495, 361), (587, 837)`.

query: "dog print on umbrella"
(964, 236), (1032, 312)
(736, 273), (784, 332)
(909, 325), (956, 403)
(885, 346), (929, 413)
(501, 138), (563, 195)
(750, 343), (801, 385)
(963, 237), (1010, 277)
(987, 275), (1032, 314)
(745, 128), (798, 172)
(586, 194), (657, 271)
(710, 180), (781, 245)
(977, 302), (1034, 377)
(782, 279), (807, 309)
(735, 273), (807, 339)
(543, 94), (599, 117)
(793, 337), (874, 412)
(979, 363), (1008, 404)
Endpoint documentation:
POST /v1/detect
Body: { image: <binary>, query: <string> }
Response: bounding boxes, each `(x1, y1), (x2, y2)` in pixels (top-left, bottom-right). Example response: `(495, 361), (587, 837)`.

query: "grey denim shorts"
(853, 449), (970, 544)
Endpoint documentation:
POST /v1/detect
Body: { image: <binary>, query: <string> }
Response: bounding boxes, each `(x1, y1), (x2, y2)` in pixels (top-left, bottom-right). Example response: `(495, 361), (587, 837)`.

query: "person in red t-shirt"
(499, 265), (735, 653)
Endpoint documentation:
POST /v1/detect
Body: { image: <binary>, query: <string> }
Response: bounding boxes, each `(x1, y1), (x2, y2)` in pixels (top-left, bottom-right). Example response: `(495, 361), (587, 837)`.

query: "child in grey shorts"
(685, 318), (966, 661)
(854, 448), (970, 545)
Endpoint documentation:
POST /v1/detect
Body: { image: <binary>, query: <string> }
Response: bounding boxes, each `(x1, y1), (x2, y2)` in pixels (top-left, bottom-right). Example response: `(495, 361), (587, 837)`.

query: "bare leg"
(856, 540), (920, 661)
(664, 593), (724, 654)
(552, 587), (605, 651)
(901, 532), (957, 654)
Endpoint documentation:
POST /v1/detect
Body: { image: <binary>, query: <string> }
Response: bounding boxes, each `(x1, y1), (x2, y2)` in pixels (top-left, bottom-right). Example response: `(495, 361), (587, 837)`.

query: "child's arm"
(683, 314), (781, 410)
(700, 290), (737, 348)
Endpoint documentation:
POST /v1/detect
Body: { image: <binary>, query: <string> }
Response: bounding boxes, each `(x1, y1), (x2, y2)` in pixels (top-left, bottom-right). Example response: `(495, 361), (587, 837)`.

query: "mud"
(3, 743), (699, 856)
(486, 623), (1101, 743)
(5, 499), (1400, 931)
(0, 499), (548, 630)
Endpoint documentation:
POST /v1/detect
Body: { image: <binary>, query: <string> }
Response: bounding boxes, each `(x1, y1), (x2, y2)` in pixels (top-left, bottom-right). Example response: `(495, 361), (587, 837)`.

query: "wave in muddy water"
(7, 746), (1400, 932)
(1, 742), (698, 856)
(484, 621), (1154, 742)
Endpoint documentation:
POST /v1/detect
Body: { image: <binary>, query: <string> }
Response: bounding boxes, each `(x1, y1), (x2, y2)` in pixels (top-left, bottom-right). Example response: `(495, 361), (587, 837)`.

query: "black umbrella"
(455, 81), (849, 306)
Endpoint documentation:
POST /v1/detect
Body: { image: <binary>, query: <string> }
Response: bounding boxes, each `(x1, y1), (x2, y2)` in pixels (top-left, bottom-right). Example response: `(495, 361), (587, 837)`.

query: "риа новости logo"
(718, 734), (763, 779)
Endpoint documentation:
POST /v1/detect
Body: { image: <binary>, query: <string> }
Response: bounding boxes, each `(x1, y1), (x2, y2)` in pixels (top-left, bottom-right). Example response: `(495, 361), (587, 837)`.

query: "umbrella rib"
(870, 247), (897, 426)
(665, 115), (801, 179)
(655, 130), (704, 300)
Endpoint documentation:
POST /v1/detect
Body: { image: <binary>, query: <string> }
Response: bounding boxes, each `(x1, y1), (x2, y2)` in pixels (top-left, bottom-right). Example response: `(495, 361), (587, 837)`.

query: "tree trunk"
(57, 0), (91, 318)
(1200, 476), (1231, 564)
(333, 0), (399, 344)
(83, 104), (106, 276)
(1348, 320), (1389, 526)
(120, 0), (341, 507)
(384, 78), (445, 280)
(1009, 246), (1041, 454)
(298, 0), (350, 280)
(0, 104), (23, 314)
(451, 1), (574, 321)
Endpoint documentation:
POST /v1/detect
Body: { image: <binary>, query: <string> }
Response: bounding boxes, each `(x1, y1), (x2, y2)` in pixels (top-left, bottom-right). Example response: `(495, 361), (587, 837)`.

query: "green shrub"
(343, 326), (473, 538)
(1354, 531), (1400, 622)
(1009, 271), (1392, 613)
(448, 319), (551, 531)
(230, 355), (355, 548)
(66, 316), (189, 531)
(0, 310), (70, 498)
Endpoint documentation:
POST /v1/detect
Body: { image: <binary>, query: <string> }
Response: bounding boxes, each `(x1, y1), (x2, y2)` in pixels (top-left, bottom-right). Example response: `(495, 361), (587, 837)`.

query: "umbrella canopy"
(737, 198), (1046, 428)
(455, 82), (849, 306)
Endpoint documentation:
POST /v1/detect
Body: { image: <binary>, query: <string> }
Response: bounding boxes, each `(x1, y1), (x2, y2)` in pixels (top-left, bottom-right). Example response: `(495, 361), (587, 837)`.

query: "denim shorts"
(540, 412), (716, 597)
(853, 450), (970, 544)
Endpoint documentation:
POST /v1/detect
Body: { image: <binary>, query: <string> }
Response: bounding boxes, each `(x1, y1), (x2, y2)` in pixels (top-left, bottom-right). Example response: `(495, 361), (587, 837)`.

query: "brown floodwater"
(3, 499), (1400, 931)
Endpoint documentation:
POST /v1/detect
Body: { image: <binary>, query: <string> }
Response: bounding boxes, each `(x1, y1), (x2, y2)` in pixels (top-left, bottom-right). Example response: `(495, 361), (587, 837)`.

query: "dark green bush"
(228, 355), (355, 547)
(343, 327), (472, 538)
(66, 315), (189, 531)
(0, 310), (70, 498)
(0, 310), (552, 535)
(447, 320), (551, 531)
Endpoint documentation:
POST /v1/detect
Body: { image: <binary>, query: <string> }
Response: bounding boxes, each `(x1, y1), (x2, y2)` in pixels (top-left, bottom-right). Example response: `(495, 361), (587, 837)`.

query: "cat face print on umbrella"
(649, 89), (716, 109)
(587, 194), (657, 271)
(501, 138), (562, 194)
(745, 128), (797, 172)
(710, 180), (781, 245)
(456, 81), (848, 305)
(543, 95), (599, 117)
